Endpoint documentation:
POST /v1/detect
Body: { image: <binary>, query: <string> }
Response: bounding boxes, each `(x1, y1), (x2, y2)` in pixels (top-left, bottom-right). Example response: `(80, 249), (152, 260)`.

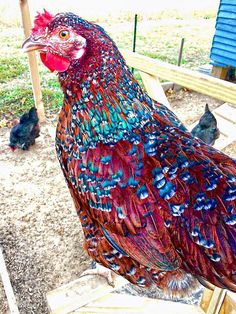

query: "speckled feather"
(35, 12), (236, 292)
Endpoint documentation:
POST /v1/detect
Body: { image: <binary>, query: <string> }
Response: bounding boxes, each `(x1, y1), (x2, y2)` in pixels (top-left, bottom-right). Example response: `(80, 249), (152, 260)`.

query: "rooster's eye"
(59, 30), (69, 40)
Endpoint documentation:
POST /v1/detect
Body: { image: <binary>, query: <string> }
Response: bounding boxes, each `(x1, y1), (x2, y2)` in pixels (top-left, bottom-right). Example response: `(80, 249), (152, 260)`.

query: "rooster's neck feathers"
(57, 50), (184, 152)
(56, 24), (184, 151)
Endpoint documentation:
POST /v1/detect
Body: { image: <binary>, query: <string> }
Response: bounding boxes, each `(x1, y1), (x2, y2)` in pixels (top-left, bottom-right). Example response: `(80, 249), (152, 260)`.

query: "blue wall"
(210, 0), (236, 67)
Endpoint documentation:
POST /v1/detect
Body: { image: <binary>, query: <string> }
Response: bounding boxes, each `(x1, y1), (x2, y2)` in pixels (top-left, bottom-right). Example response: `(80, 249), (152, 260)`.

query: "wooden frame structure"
(19, 0), (45, 122)
(46, 269), (236, 314)
(121, 50), (236, 106)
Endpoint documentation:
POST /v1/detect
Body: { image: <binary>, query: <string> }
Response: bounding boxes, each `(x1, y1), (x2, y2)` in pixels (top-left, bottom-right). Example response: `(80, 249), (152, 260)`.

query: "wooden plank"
(75, 293), (205, 314)
(121, 50), (236, 105)
(0, 247), (20, 314)
(19, 0), (46, 122)
(201, 288), (214, 313)
(206, 287), (226, 314)
(224, 292), (236, 314)
(211, 66), (228, 80)
(212, 103), (236, 150)
(139, 71), (171, 108)
(213, 113), (236, 137)
(47, 271), (127, 314)
(213, 103), (236, 123)
(213, 135), (235, 151)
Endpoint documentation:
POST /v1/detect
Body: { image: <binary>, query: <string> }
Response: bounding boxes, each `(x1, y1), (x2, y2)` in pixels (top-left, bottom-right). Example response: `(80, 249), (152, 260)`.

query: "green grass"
(0, 86), (63, 117)
(111, 19), (215, 68)
(0, 57), (27, 83)
(0, 16), (216, 120)
(0, 87), (34, 117)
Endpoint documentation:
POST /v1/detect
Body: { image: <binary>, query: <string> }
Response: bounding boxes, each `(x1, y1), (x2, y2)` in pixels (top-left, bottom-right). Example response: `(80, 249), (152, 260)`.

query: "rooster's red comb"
(32, 9), (54, 34)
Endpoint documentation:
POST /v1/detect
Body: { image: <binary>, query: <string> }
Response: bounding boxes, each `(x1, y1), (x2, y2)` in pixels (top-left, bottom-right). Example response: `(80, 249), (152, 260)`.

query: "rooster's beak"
(22, 36), (47, 53)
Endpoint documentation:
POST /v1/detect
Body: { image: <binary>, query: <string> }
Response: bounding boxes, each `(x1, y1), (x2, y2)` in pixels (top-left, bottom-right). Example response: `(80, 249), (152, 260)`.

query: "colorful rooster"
(22, 11), (236, 294)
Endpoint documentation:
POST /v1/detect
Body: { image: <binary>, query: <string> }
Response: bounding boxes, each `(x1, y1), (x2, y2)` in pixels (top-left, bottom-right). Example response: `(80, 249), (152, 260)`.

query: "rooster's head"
(22, 10), (112, 73)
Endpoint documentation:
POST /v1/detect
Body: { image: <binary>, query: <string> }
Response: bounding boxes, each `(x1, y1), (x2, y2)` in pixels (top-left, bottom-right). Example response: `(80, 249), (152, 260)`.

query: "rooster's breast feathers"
(57, 91), (236, 288)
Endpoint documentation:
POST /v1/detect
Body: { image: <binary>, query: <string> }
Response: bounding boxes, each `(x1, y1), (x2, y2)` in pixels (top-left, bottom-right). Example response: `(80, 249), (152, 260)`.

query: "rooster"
(9, 107), (40, 151)
(22, 11), (236, 295)
(191, 104), (220, 145)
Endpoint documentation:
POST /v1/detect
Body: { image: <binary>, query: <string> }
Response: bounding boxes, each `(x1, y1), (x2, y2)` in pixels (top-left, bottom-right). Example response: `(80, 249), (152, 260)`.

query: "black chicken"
(191, 104), (220, 145)
(9, 107), (40, 151)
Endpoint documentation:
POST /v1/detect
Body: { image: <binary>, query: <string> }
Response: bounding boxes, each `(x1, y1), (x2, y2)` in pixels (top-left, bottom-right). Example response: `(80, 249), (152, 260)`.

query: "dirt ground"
(0, 90), (236, 314)
(0, 124), (90, 313)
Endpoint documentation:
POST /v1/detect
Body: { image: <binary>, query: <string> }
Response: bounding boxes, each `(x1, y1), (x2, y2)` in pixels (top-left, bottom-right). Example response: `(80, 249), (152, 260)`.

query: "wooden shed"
(210, 0), (236, 79)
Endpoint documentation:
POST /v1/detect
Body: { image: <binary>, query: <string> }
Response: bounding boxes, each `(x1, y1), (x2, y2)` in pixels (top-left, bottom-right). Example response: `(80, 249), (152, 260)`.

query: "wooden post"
(211, 66), (228, 80)
(206, 287), (226, 314)
(0, 247), (20, 314)
(139, 71), (171, 108)
(19, 0), (46, 122)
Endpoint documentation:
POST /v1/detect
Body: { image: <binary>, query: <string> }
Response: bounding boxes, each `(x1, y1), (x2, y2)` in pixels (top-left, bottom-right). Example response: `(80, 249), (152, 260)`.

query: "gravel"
(0, 125), (90, 314)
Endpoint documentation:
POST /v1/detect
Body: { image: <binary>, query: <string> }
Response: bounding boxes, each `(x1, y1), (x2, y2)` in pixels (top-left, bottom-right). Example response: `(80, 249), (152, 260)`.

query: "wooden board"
(224, 292), (236, 314)
(189, 103), (236, 150)
(206, 287), (226, 314)
(20, 0), (45, 122)
(47, 272), (127, 314)
(201, 288), (214, 313)
(200, 288), (236, 314)
(211, 66), (228, 80)
(47, 277), (205, 314)
(121, 50), (236, 105)
(0, 247), (19, 314)
(139, 71), (171, 108)
(75, 293), (205, 314)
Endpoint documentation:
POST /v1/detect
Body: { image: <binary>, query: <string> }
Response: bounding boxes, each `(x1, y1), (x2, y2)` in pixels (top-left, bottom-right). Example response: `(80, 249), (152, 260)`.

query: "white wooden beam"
(47, 271), (127, 314)
(121, 50), (236, 105)
(19, 0), (46, 122)
(139, 71), (171, 108)
(0, 247), (19, 314)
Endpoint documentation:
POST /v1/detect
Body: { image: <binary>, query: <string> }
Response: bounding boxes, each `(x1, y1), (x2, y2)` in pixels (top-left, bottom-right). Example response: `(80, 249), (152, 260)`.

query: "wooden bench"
(46, 268), (236, 314)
